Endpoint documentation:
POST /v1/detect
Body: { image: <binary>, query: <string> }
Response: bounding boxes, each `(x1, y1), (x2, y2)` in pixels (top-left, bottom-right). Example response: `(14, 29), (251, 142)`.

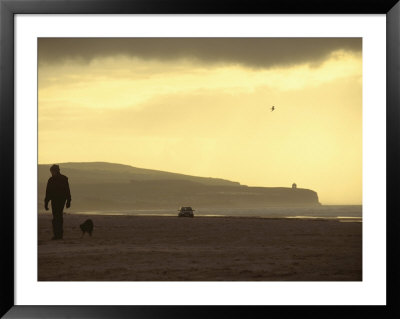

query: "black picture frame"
(1, 0), (399, 318)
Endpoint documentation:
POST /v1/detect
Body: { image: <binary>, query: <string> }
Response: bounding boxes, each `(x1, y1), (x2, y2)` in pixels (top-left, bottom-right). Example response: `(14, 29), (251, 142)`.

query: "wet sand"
(38, 213), (362, 281)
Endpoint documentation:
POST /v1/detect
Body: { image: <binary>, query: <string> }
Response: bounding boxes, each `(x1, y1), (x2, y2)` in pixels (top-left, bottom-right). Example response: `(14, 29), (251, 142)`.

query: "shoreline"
(39, 211), (362, 222)
(38, 206), (362, 222)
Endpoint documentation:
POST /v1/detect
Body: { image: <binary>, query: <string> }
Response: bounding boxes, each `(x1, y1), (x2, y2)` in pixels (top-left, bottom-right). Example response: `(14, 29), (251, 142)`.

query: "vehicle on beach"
(178, 206), (195, 217)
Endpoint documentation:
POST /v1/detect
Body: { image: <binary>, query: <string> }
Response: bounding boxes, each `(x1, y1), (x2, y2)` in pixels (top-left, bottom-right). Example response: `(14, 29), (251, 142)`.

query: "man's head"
(50, 164), (60, 177)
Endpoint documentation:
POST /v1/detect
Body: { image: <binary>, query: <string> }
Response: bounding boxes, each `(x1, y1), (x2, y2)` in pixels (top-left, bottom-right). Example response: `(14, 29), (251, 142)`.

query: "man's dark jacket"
(45, 174), (71, 206)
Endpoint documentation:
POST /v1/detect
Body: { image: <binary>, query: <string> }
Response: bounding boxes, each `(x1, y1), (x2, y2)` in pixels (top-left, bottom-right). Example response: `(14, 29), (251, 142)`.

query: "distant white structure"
(292, 183), (297, 189)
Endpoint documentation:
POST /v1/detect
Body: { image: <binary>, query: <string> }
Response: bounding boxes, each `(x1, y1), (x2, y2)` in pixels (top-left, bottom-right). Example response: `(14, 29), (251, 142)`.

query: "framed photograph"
(1, 0), (399, 318)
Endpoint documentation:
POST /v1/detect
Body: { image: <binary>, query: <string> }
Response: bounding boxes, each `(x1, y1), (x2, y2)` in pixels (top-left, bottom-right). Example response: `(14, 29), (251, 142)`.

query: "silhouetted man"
(44, 164), (71, 240)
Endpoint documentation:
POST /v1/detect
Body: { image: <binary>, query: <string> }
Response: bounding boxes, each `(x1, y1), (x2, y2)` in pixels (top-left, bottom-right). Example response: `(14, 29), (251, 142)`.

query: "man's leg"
(55, 210), (63, 239)
(51, 212), (57, 239)
(51, 200), (65, 239)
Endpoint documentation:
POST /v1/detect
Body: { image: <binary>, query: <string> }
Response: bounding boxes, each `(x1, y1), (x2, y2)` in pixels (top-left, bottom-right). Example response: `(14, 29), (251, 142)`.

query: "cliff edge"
(38, 162), (320, 210)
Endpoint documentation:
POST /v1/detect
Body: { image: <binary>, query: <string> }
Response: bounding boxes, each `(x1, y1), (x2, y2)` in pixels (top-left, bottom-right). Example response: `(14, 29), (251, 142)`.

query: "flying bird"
(271, 106), (276, 112)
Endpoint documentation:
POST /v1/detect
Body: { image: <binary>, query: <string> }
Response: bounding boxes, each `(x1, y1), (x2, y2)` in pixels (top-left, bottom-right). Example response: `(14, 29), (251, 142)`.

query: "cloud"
(39, 74), (361, 141)
(38, 38), (361, 69)
(38, 50), (361, 112)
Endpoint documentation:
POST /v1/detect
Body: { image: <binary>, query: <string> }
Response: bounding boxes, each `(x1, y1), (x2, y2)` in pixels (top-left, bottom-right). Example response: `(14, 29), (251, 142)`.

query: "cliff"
(38, 162), (320, 211)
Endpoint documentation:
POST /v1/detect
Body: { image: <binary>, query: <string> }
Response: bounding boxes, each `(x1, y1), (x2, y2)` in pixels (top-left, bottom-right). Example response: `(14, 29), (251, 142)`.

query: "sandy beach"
(38, 213), (362, 281)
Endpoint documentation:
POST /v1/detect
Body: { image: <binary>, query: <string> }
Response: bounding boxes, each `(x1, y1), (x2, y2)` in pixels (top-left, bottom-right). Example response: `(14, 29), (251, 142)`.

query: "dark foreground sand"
(38, 213), (362, 281)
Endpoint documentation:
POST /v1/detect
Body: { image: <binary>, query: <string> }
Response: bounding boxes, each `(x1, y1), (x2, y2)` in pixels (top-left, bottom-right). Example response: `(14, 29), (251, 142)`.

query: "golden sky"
(38, 38), (362, 205)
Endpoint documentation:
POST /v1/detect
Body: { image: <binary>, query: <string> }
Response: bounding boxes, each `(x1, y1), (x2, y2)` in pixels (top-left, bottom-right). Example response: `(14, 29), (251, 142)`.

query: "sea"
(66, 205), (362, 221)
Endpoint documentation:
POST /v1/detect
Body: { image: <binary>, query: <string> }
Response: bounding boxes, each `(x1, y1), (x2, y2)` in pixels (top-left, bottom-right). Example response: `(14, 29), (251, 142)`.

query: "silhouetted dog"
(80, 219), (93, 237)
